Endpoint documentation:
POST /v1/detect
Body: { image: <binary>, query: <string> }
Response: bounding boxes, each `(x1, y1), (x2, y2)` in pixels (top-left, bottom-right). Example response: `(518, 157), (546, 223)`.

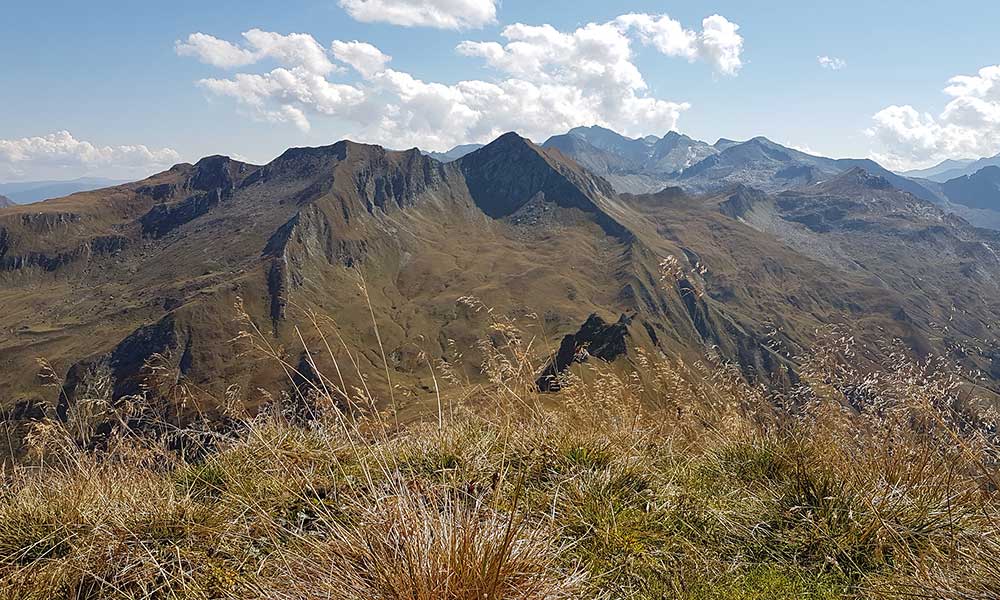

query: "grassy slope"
(1, 322), (998, 599)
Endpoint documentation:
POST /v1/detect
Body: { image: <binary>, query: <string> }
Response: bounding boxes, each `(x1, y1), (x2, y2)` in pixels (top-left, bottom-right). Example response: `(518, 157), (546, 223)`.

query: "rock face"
(4, 132), (1000, 433)
(536, 314), (632, 391)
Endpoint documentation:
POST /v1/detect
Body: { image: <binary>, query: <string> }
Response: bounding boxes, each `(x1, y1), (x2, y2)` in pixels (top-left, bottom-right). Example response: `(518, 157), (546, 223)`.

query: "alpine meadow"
(2, 1), (1000, 598)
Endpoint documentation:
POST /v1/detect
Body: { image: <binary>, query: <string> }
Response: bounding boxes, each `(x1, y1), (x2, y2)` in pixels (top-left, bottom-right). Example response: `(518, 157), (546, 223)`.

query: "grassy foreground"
(2, 328), (1000, 599)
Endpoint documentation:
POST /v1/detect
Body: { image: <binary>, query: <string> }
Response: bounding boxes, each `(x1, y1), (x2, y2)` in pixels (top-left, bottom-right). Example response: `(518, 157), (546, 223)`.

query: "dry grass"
(1, 304), (999, 599)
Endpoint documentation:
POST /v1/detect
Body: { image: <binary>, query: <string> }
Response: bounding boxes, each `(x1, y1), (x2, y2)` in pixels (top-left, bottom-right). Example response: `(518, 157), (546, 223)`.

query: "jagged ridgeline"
(3, 131), (1000, 427)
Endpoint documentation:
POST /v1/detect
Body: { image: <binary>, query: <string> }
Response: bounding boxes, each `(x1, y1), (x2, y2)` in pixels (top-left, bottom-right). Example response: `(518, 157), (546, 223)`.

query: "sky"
(1, 0), (999, 181)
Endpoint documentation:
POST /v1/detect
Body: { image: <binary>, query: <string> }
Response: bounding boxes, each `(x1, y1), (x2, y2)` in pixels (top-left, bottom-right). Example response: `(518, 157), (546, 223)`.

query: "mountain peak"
(661, 131), (690, 142)
(822, 167), (894, 192)
(748, 136), (780, 147)
(714, 138), (741, 150)
(274, 140), (351, 164)
(458, 132), (626, 238)
(490, 131), (535, 147)
(569, 124), (622, 137)
(423, 143), (484, 163)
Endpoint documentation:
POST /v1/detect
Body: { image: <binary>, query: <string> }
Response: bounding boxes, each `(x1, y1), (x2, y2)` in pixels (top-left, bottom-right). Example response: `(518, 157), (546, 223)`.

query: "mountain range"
(0, 195), (14, 209)
(3, 128), (1000, 431)
(429, 128), (1000, 228)
(904, 154), (1000, 183)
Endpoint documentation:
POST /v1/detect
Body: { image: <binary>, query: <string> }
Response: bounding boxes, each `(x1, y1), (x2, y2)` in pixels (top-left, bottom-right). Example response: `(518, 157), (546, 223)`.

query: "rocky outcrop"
(537, 314), (632, 391)
(719, 186), (768, 220)
(59, 315), (185, 421)
(1, 247), (83, 272)
(0, 234), (129, 272)
(351, 148), (449, 213)
(17, 211), (82, 232)
(139, 156), (246, 239)
(140, 189), (223, 238)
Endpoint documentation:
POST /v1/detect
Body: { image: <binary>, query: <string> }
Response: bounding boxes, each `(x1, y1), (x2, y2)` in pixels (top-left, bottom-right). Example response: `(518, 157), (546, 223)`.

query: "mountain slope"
(0, 195), (14, 209)
(625, 169), (1000, 398)
(942, 166), (1000, 211)
(2, 134), (680, 422)
(902, 158), (976, 181)
(4, 134), (1000, 430)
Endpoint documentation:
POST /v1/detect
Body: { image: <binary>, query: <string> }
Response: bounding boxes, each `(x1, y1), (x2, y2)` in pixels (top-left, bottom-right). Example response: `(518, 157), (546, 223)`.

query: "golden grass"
(1, 302), (999, 599)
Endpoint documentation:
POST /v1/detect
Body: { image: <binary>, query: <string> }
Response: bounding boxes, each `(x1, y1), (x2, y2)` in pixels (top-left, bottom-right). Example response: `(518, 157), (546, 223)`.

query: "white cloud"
(0, 131), (181, 180)
(331, 40), (392, 78)
(177, 14), (743, 149)
(197, 70), (366, 132)
(177, 28), (336, 75)
(177, 31), (367, 132)
(175, 33), (257, 69)
(867, 65), (1000, 170)
(818, 55), (846, 71)
(697, 15), (745, 76)
(615, 13), (744, 75)
(338, 0), (497, 29)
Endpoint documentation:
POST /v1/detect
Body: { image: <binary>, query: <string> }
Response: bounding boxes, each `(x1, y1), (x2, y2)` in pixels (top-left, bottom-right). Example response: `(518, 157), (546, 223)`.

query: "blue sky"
(2, 0), (999, 181)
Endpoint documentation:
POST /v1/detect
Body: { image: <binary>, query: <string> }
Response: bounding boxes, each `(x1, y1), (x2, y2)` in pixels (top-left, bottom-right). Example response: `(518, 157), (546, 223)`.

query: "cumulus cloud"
(338, 0), (497, 29)
(331, 40), (392, 78)
(176, 14), (744, 149)
(0, 131), (181, 180)
(175, 33), (257, 69)
(867, 65), (1000, 170)
(179, 30), (366, 132)
(177, 28), (337, 75)
(818, 56), (846, 70)
(615, 13), (744, 75)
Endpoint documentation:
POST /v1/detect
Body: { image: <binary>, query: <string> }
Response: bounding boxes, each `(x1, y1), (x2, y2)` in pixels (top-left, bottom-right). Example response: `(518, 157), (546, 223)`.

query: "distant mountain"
(423, 144), (484, 162)
(539, 127), (944, 207)
(713, 138), (742, 151)
(0, 177), (127, 204)
(0, 195), (15, 208)
(942, 166), (1000, 211)
(677, 136), (943, 205)
(542, 125), (718, 193)
(677, 136), (825, 191)
(902, 158), (976, 181)
(912, 153), (1000, 183)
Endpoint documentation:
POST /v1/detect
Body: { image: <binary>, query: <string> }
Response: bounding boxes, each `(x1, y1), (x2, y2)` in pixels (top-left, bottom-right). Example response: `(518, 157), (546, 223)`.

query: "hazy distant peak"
(713, 138), (741, 150)
(423, 143), (485, 163)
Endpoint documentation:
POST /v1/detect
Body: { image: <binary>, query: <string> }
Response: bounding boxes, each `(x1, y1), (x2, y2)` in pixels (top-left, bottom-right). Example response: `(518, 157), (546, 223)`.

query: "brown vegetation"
(0, 305), (998, 599)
